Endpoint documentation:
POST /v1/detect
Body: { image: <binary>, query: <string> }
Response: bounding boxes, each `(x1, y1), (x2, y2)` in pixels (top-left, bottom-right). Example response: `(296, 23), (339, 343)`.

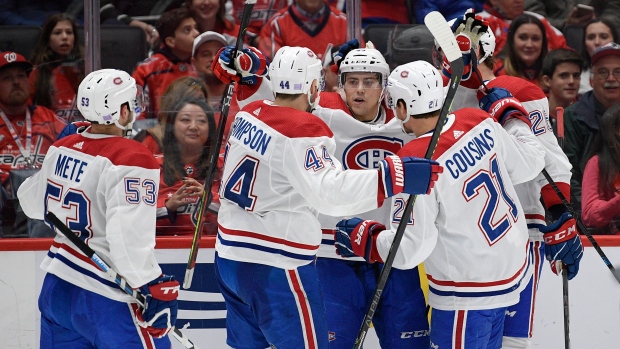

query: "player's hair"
(30, 13), (84, 109)
(482, 55), (496, 70)
(502, 13), (548, 85)
(405, 103), (440, 120)
(157, 7), (196, 48)
(588, 103), (620, 196)
(161, 96), (216, 186)
(542, 48), (584, 77)
(274, 93), (304, 100)
(581, 17), (619, 68)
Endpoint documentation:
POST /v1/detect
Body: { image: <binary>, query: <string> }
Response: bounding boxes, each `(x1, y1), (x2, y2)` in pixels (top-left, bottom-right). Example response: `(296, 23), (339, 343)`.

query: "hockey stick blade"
(46, 212), (199, 349)
(353, 12), (463, 349)
(183, 0), (257, 289)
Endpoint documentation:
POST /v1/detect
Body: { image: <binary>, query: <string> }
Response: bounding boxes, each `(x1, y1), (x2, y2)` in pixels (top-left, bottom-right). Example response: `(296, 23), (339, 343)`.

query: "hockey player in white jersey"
(214, 41), (430, 348)
(443, 11), (584, 348)
(214, 46), (442, 349)
(17, 69), (180, 348)
(335, 60), (547, 349)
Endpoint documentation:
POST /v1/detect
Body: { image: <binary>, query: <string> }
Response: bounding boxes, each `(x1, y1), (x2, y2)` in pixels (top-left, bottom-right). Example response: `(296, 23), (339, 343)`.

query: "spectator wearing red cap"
(564, 42), (620, 213)
(0, 51), (66, 236)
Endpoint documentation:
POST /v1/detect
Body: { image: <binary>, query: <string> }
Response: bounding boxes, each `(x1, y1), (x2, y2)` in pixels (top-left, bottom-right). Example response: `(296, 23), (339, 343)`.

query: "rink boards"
(1, 236), (619, 349)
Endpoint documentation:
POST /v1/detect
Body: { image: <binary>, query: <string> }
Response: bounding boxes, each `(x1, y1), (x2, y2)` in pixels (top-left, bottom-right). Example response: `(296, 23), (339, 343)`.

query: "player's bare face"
(490, 0), (524, 20)
(591, 56), (620, 107)
(174, 103), (210, 151)
(343, 72), (383, 122)
(0, 67), (30, 107)
(585, 22), (614, 58)
(193, 41), (224, 77)
(173, 18), (200, 57)
(546, 62), (581, 104)
(513, 24), (543, 67)
(191, 0), (220, 22)
(49, 20), (74, 57)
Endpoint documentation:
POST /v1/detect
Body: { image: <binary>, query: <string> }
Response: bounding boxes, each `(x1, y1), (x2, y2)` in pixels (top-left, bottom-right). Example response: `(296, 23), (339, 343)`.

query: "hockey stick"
(45, 212), (198, 349)
(183, 0), (257, 289)
(556, 106), (570, 349)
(352, 11), (463, 349)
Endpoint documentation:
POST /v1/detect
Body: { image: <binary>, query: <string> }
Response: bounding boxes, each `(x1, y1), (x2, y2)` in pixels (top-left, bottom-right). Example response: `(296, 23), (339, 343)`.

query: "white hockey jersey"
(17, 131), (162, 303)
(376, 109), (546, 310)
(313, 92), (416, 260)
(454, 76), (572, 240)
(216, 100), (386, 269)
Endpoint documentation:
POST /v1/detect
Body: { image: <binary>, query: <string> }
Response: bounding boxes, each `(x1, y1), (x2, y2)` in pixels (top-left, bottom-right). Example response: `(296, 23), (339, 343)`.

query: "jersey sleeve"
(496, 118), (546, 185)
(282, 135), (383, 216)
(102, 160), (162, 288)
(374, 192), (439, 270)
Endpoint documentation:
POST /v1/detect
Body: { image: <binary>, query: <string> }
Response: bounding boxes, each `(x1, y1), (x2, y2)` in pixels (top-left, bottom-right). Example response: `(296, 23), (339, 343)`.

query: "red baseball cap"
(0, 51), (33, 73)
(591, 42), (620, 67)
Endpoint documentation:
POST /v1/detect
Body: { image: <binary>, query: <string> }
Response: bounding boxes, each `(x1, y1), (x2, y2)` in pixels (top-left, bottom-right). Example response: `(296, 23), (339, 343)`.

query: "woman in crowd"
(155, 96), (218, 236)
(581, 103), (620, 235)
(184, 0), (239, 37)
(579, 17), (619, 95)
(495, 13), (548, 89)
(29, 13), (84, 123)
(134, 76), (209, 155)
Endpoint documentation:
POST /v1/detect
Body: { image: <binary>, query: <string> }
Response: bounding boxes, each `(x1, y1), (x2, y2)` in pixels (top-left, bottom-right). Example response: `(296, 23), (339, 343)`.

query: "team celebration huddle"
(23, 2), (613, 348)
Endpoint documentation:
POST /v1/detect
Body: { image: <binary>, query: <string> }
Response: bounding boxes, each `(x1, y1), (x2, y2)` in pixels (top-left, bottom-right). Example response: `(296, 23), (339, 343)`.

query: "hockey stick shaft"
(45, 212), (198, 349)
(555, 106), (570, 349)
(353, 11), (463, 348)
(184, 0), (257, 289)
(539, 168), (620, 283)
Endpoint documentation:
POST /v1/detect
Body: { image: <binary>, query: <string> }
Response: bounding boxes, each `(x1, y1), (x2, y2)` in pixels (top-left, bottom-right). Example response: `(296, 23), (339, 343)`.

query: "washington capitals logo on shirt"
(342, 136), (404, 170)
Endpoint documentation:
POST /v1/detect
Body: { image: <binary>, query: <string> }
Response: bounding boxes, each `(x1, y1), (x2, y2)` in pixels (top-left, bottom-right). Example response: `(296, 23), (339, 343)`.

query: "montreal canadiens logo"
(307, 50), (315, 58)
(400, 70), (409, 78)
(342, 136), (404, 170)
(113, 77), (122, 85)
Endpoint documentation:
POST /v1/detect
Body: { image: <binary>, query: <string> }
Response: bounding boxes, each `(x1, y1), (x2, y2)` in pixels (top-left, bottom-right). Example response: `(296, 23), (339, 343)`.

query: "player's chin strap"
(114, 114), (134, 138)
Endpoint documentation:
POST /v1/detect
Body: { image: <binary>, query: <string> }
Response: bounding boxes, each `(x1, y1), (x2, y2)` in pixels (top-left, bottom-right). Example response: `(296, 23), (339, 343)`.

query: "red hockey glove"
(212, 46), (269, 85)
(540, 212), (583, 280)
(478, 87), (531, 126)
(135, 274), (180, 338)
(379, 155), (443, 197)
(335, 218), (385, 263)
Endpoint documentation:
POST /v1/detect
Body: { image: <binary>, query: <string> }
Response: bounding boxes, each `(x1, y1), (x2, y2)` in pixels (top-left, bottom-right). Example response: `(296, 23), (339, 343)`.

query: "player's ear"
(119, 104), (130, 125)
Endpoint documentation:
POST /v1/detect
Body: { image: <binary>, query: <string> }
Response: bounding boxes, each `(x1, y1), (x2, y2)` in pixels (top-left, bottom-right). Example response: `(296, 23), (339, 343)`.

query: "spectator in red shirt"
(495, 13), (549, 88)
(230, 0), (288, 47)
(581, 103), (620, 235)
(132, 7), (199, 120)
(258, 0), (347, 61)
(0, 52), (66, 236)
(184, 0), (239, 37)
(478, 0), (568, 56)
(29, 13), (84, 123)
(156, 96), (217, 236)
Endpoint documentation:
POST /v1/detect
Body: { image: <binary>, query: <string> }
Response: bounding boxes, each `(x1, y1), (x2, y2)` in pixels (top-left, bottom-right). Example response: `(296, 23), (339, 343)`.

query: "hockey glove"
(135, 274), (180, 338)
(212, 46), (269, 85)
(330, 39), (360, 74)
(540, 212), (583, 280)
(335, 217), (385, 263)
(379, 155), (443, 197)
(478, 87), (531, 126)
(443, 9), (488, 87)
(57, 121), (91, 140)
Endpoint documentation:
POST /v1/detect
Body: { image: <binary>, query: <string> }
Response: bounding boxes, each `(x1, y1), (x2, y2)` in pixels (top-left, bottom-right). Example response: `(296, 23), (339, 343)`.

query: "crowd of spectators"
(0, 0), (619, 237)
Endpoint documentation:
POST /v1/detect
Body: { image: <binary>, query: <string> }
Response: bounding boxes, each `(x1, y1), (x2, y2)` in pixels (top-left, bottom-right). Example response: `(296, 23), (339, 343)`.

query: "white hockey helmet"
(338, 46), (390, 89)
(77, 69), (143, 135)
(270, 46), (323, 95)
(386, 61), (443, 123)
